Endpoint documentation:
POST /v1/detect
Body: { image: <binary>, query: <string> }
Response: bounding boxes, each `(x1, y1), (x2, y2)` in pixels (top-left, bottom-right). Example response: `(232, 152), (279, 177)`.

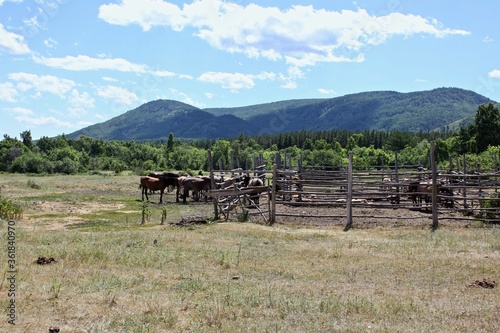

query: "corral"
(204, 149), (500, 229)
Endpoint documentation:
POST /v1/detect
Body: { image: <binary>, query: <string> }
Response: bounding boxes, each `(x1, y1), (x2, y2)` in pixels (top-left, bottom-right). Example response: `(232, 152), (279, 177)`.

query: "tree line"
(1, 103), (499, 175)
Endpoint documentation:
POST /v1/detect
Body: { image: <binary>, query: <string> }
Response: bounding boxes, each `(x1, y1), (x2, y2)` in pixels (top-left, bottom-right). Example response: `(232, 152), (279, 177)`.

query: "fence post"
(344, 153), (353, 231)
(394, 151), (400, 204)
(462, 154), (467, 208)
(430, 142), (439, 231)
(208, 149), (219, 220)
(270, 164), (277, 225)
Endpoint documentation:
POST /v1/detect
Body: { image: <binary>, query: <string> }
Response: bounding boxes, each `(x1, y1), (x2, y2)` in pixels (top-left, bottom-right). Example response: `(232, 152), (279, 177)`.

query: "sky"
(1, 0), (500, 140)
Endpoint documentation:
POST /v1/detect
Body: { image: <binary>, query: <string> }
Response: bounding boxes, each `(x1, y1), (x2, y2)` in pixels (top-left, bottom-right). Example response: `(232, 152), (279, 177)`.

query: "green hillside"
(67, 88), (496, 140)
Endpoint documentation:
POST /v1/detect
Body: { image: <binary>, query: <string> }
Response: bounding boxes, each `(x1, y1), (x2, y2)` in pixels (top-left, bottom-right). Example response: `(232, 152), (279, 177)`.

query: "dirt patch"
(264, 196), (472, 228)
(23, 200), (127, 230)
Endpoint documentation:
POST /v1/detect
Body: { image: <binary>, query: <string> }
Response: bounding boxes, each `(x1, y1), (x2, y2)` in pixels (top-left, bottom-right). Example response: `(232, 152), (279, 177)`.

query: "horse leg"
(159, 189), (163, 204)
(182, 185), (188, 204)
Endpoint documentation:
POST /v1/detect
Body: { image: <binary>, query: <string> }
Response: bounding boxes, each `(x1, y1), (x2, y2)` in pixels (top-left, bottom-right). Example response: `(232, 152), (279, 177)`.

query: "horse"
(408, 181), (430, 206)
(242, 176), (265, 206)
(148, 172), (180, 193)
(215, 175), (246, 189)
(179, 177), (212, 204)
(408, 181), (446, 207)
(439, 186), (454, 208)
(140, 176), (170, 203)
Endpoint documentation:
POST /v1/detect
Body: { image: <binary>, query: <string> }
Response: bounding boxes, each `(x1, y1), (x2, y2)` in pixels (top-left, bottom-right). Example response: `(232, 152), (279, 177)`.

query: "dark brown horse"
(243, 176), (265, 206)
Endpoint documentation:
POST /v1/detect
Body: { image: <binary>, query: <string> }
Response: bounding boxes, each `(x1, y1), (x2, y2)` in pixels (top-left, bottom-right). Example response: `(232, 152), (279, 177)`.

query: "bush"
(53, 157), (80, 174)
(10, 153), (51, 173)
(27, 179), (41, 189)
(0, 198), (23, 220)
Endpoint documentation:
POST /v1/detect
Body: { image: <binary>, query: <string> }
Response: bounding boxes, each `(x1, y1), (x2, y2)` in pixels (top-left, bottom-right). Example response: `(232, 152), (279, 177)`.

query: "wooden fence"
(206, 145), (500, 229)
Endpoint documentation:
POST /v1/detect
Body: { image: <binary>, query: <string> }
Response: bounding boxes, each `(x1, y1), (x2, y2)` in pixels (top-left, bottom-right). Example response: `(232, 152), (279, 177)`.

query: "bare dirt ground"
(225, 193), (474, 230)
(24, 200), (127, 230)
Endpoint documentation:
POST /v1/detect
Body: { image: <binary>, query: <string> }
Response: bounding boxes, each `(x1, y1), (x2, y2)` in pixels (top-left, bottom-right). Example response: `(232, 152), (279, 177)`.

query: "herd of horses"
(139, 172), (264, 204)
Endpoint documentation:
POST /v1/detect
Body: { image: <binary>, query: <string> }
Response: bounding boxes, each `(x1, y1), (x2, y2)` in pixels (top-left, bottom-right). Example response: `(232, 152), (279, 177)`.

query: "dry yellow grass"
(0, 174), (498, 332)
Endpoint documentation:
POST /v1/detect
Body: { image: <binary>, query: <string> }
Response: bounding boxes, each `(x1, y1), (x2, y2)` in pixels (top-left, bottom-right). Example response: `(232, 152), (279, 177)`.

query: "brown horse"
(140, 176), (170, 203)
(148, 172), (180, 193)
(242, 176), (265, 206)
(139, 176), (179, 203)
(179, 177), (212, 204)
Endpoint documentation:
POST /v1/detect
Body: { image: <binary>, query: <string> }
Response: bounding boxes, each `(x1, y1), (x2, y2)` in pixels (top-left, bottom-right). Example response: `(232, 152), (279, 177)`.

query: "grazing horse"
(140, 176), (170, 203)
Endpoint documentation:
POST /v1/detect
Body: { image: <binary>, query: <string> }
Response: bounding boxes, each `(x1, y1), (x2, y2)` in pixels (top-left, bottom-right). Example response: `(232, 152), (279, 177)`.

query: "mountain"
(67, 88), (496, 140)
(68, 100), (254, 140)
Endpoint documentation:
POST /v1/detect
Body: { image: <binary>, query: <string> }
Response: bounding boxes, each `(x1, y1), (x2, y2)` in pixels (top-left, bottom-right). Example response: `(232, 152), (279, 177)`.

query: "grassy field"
(0, 173), (499, 332)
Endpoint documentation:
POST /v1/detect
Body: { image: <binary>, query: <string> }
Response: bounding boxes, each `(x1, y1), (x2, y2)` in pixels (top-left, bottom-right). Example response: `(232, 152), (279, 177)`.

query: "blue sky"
(1, 0), (499, 139)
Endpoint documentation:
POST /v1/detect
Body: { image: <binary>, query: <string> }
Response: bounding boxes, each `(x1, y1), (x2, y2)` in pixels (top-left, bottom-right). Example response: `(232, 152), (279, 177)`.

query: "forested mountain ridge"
(67, 88), (495, 140)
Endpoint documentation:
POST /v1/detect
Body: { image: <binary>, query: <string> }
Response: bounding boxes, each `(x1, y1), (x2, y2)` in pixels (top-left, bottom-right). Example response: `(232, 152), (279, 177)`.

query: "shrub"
(0, 198), (23, 220)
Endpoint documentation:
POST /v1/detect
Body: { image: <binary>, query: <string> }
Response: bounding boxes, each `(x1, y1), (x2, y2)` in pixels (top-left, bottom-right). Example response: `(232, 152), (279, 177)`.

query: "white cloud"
(99, 0), (469, 66)
(318, 88), (336, 95)
(68, 89), (95, 117)
(253, 71), (277, 81)
(0, 22), (31, 54)
(5, 107), (33, 116)
(34, 54), (148, 72)
(43, 38), (58, 48)
(278, 66), (304, 89)
(197, 70), (277, 92)
(0, 82), (18, 102)
(168, 89), (201, 107)
(99, 0), (185, 31)
(102, 76), (118, 82)
(8, 72), (75, 97)
(198, 72), (255, 92)
(151, 70), (175, 77)
(34, 54), (176, 77)
(483, 36), (494, 43)
(0, 0), (24, 6)
(96, 85), (138, 106)
(14, 114), (73, 128)
(488, 70), (500, 78)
